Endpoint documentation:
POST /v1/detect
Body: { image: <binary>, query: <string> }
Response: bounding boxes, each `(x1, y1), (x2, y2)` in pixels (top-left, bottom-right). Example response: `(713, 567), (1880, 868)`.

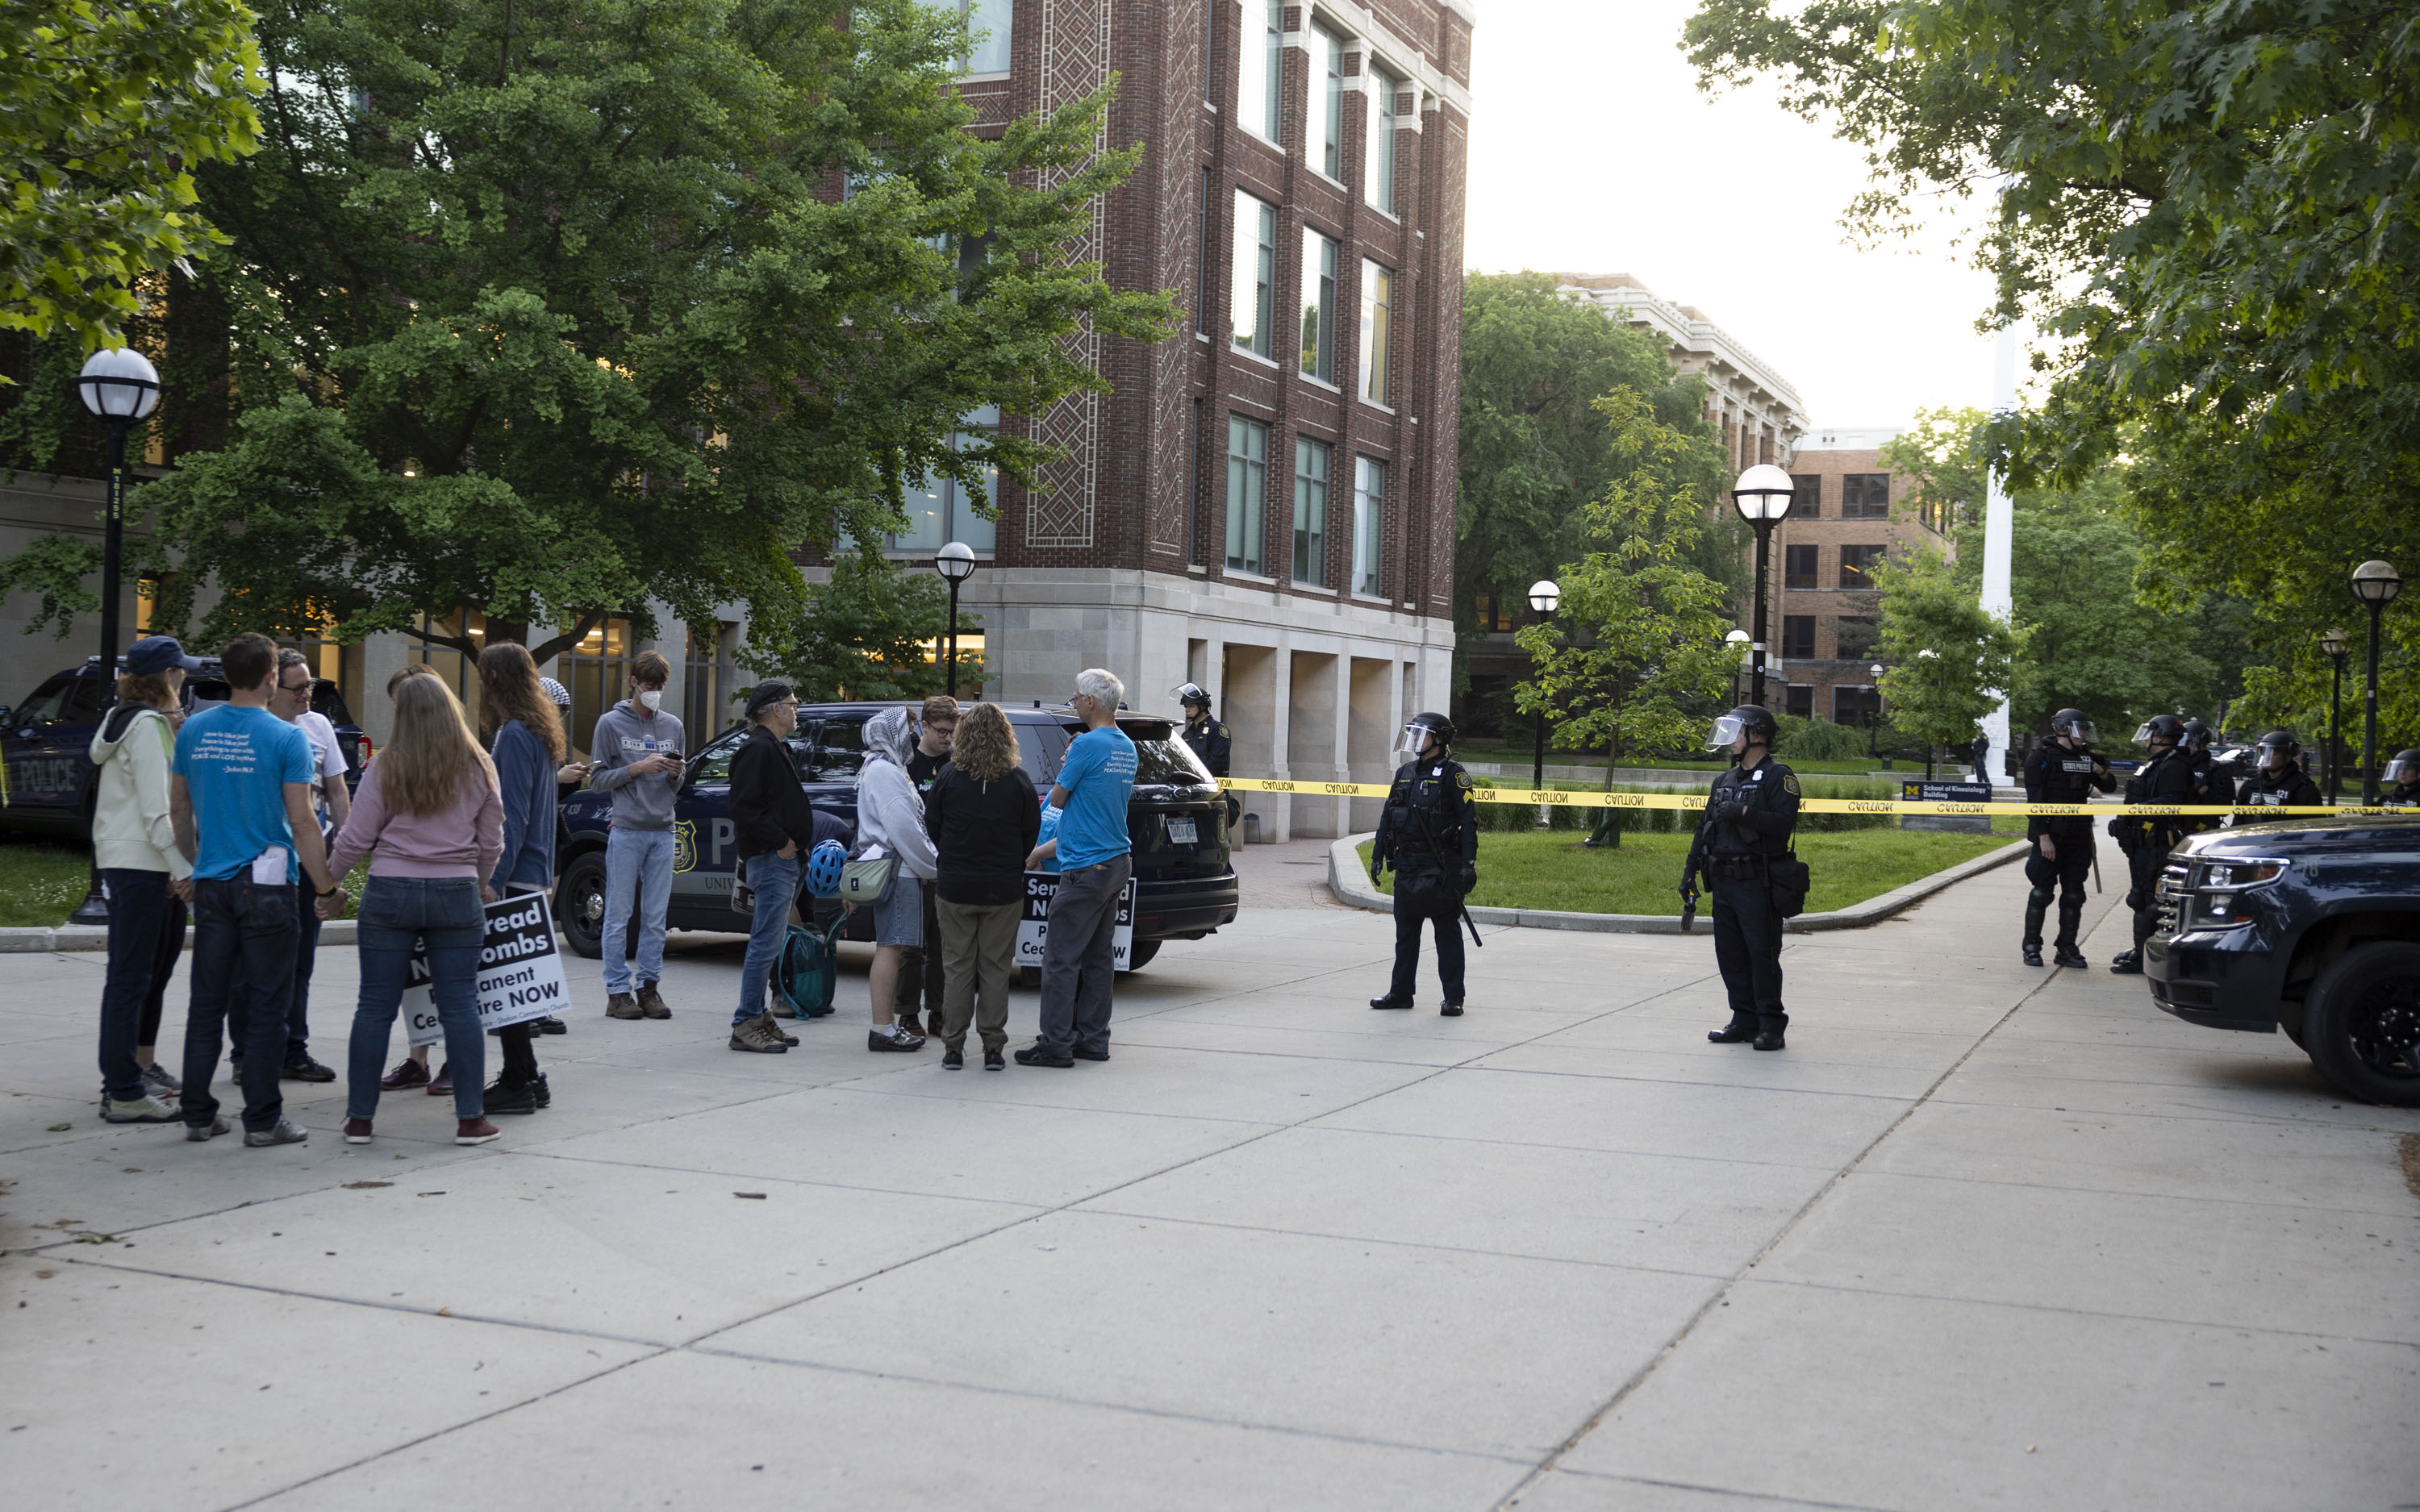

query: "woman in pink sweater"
(330, 675), (506, 1147)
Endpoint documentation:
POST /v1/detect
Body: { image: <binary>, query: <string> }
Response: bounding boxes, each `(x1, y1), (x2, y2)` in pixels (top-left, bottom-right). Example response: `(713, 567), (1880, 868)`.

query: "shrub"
(1777, 715), (1873, 763)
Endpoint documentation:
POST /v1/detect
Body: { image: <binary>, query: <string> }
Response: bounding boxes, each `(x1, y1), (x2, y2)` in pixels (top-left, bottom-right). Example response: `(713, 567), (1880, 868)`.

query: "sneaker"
(941, 1046), (965, 1069)
(427, 1063), (454, 1096)
(535, 1015), (568, 1035)
(282, 1054), (337, 1083)
(185, 1116), (232, 1142)
(454, 1118), (502, 1146)
(637, 983), (671, 1019)
(379, 1058), (431, 1092)
(728, 1014), (790, 1054)
(606, 992), (643, 1020)
(1072, 1044), (1110, 1062)
(244, 1118), (309, 1148)
(531, 1073), (552, 1109)
(344, 1118), (373, 1144)
(983, 1048), (1005, 1071)
(482, 1079), (540, 1115)
(103, 1095), (180, 1124)
(1013, 1043), (1074, 1068)
(140, 1063), (183, 1098)
(867, 1024), (924, 1053)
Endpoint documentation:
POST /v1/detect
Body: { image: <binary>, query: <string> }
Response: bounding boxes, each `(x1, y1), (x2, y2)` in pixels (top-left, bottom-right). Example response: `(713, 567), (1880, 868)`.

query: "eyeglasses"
(277, 678), (312, 696)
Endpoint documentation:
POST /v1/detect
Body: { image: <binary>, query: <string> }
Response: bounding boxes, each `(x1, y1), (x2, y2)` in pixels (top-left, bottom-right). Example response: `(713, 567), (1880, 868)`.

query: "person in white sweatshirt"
(854, 705), (939, 1052)
(88, 636), (200, 1123)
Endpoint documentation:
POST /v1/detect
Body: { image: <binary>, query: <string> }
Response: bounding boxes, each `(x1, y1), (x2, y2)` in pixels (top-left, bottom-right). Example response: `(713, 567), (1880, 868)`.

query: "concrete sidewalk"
(2, 862), (2414, 1510)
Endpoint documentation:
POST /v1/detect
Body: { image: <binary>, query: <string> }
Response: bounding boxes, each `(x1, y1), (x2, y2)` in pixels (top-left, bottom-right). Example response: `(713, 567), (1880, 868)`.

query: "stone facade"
(1554, 273), (1810, 468)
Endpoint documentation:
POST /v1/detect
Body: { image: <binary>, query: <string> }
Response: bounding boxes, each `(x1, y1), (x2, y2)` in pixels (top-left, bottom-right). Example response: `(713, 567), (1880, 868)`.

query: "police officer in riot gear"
(1691, 706), (1803, 1051)
(2233, 730), (2323, 821)
(2109, 714), (2198, 973)
(2381, 750), (2420, 809)
(2180, 719), (2234, 835)
(1368, 712), (1479, 1016)
(2021, 709), (2114, 968)
(1174, 683), (1240, 832)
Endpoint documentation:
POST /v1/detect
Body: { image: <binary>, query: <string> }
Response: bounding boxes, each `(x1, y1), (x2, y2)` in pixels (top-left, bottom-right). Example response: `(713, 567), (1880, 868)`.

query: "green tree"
(736, 553), (981, 702)
(1513, 389), (1738, 839)
(1, 0), (263, 352)
(1871, 548), (2022, 767)
(1, 0), (1171, 662)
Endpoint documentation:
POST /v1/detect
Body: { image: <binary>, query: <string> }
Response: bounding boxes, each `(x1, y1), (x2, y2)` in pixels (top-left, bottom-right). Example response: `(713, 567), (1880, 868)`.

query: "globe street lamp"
(2350, 560), (2401, 804)
(1729, 464), (1796, 707)
(1867, 660), (1885, 761)
(1527, 578), (1560, 822)
(74, 348), (162, 680)
(2321, 627), (2351, 804)
(935, 540), (978, 696)
(1724, 627), (1751, 705)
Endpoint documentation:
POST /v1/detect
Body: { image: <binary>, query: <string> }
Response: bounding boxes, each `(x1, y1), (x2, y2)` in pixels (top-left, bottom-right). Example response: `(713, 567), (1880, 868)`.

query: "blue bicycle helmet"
(804, 839), (847, 898)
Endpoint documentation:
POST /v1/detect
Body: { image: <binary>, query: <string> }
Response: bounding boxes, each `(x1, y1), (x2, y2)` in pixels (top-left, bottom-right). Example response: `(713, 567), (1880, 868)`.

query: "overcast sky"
(1462, 0), (2003, 430)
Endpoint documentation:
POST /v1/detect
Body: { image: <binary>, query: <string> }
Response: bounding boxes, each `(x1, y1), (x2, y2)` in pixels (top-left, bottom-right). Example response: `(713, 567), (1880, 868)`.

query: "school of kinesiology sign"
(403, 895), (571, 1048)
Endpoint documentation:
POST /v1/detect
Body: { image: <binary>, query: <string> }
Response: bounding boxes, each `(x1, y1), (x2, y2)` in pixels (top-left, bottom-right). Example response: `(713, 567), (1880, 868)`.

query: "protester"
(171, 632), (345, 1148)
(478, 642), (565, 1112)
(90, 635), (199, 1123)
(727, 681), (820, 1053)
(331, 673), (504, 1146)
(892, 694), (958, 1036)
(591, 650), (685, 1020)
(855, 705), (939, 1052)
(924, 702), (1039, 1070)
(1017, 669), (1137, 1068)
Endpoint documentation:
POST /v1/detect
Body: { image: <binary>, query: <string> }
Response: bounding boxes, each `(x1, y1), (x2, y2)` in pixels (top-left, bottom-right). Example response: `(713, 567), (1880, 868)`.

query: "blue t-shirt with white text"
(173, 703), (314, 882)
(1053, 726), (1136, 870)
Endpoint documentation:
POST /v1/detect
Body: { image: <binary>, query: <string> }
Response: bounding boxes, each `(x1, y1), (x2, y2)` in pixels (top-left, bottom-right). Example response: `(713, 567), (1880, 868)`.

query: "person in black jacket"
(2021, 710), (2114, 968)
(2180, 719), (2233, 835)
(727, 681), (823, 1053)
(1367, 712), (1479, 1016)
(924, 702), (1041, 1069)
(2233, 730), (2324, 822)
(2109, 714), (2199, 973)
(2383, 750), (2420, 809)
(1692, 706), (1804, 1051)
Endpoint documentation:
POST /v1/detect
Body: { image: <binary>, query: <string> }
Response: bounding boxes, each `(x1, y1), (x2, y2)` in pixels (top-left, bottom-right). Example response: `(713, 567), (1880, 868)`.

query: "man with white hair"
(1017, 668), (1136, 1066)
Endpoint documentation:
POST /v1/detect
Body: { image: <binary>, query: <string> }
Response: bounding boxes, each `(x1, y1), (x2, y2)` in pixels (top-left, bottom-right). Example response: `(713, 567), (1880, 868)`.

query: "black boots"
(1369, 995), (1414, 1010)
(1708, 1013), (1759, 1044)
(1752, 1015), (1788, 1052)
(2022, 942), (2044, 967)
(2022, 899), (2048, 967)
(2053, 945), (2088, 968)
(2109, 949), (2143, 974)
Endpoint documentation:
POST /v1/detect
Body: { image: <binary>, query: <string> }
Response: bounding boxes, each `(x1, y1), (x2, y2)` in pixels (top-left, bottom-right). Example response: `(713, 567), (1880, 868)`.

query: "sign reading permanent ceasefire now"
(1215, 776), (2387, 818)
(403, 893), (570, 1048)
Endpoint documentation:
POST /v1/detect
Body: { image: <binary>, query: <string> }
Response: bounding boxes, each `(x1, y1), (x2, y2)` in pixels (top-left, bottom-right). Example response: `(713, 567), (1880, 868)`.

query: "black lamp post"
(1527, 578), (1559, 824)
(2321, 627), (2350, 805)
(1867, 661), (1885, 760)
(1729, 465), (1796, 707)
(69, 347), (162, 927)
(2351, 560), (2401, 805)
(936, 540), (978, 696)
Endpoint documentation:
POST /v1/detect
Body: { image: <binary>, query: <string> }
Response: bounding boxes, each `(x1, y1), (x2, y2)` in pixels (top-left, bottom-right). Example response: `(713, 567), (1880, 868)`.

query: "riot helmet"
(2384, 749), (2420, 786)
(1396, 711), (1456, 759)
(2254, 730), (2300, 771)
(2181, 719), (2215, 752)
(2131, 714), (2185, 748)
(1171, 681), (1212, 713)
(1704, 705), (1780, 752)
(2050, 709), (2097, 745)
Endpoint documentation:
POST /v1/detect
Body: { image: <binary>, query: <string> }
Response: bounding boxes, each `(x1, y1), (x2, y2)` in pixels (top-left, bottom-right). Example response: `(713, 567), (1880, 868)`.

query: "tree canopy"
(2, 0), (1171, 662)
(737, 552), (979, 703)
(1870, 547), (2022, 760)
(1, 0), (263, 352)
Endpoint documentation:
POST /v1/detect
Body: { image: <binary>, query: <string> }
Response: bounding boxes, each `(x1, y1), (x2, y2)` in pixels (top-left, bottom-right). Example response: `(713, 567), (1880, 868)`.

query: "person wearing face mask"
(590, 651), (686, 1021)
(891, 694), (958, 1037)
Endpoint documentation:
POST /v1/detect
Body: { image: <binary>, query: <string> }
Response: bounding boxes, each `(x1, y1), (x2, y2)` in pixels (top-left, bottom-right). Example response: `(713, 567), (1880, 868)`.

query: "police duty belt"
(1216, 777), (2393, 818)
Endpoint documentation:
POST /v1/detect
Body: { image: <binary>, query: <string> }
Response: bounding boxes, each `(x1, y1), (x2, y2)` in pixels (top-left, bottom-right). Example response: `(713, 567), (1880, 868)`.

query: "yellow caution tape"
(1214, 777), (2397, 818)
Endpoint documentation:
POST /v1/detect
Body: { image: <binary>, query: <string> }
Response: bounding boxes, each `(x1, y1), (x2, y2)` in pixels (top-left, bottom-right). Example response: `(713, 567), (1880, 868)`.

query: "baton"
(1458, 902), (1484, 948)
(2092, 851), (2101, 894)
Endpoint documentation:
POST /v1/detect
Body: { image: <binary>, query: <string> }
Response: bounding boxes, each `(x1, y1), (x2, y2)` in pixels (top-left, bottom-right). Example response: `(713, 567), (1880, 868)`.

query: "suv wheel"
(2303, 942), (2420, 1108)
(1121, 938), (1160, 973)
(556, 852), (611, 960)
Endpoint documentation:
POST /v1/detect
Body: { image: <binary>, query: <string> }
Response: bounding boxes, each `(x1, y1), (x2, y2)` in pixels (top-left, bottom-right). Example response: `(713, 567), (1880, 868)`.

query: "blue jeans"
(181, 877), (298, 1133)
(735, 852), (799, 1026)
(98, 868), (173, 1102)
(601, 826), (674, 993)
(348, 876), (486, 1120)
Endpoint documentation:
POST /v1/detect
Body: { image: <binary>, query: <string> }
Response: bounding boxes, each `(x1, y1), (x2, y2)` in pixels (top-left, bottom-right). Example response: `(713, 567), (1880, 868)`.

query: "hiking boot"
(2022, 943), (2045, 967)
(427, 1063), (454, 1096)
(344, 1118), (373, 1144)
(140, 1063), (182, 1098)
(2053, 945), (2089, 969)
(282, 1054), (337, 1083)
(455, 1118), (502, 1146)
(728, 1014), (790, 1054)
(379, 1057), (430, 1091)
(637, 983), (671, 1019)
(868, 1023), (924, 1052)
(103, 1095), (180, 1124)
(1707, 1014), (1759, 1044)
(185, 1116), (232, 1142)
(770, 998), (799, 1020)
(773, 1023), (799, 1046)
(535, 1015), (568, 1035)
(606, 992), (643, 1020)
(482, 1079), (540, 1115)
(244, 1118), (309, 1148)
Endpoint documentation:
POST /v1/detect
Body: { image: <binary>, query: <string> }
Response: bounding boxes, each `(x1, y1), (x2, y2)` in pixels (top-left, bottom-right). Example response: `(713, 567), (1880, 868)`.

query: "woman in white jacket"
(88, 636), (202, 1123)
(855, 705), (939, 1052)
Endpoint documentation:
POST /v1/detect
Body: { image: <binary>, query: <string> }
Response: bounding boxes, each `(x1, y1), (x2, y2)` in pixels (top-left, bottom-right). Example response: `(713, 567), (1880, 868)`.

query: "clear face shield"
(1170, 682), (1208, 713)
(2385, 755), (2418, 785)
(2055, 716), (2097, 746)
(2255, 739), (2293, 772)
(1704, 714), (1746, 752)
(2131, 722), (2163, 748)
(1396, 722), (1438, 760)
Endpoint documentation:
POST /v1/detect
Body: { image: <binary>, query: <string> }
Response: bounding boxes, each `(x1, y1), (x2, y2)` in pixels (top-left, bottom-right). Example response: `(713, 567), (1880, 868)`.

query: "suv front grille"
(2153, 861), (2191, 936)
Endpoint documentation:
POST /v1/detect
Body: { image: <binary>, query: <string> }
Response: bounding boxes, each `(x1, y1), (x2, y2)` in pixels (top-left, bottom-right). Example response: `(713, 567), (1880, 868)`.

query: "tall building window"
(1834, 615), (1879, 659)
(1352, 456), (1385, 596)
(1780, 615), (1816, 660)
(958, 0), (1011, 74)
(1316, 25), (1346, 178)
(1300, 229), (1337, 381)
(1842, 473), (1891, 519)
(1789, 473), (1822, 519)
(1364, 68), (1399, 210)
(1236, 0), (1281, 143)
(1838, 544), (1887, 589)
(1784, 543), (1819, 590)
(889, 407), (1000, 552)
(1358, 260), (1392, 404)
(1784, 685), (1814, 719)
(1293, 436), (1329, 585)
(684, 623), (733, 737)
(1204, 0), (1217, 105)
(1231, 190), (1275, 357)
(1226, 414), (1268, 573)
(1195, 168), (1212, 331)
(1834, 684), (1883, 725)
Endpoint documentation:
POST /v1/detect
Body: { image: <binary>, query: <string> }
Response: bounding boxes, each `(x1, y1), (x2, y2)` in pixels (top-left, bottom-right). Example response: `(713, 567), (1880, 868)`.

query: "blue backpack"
(773, 919), (838, 1019)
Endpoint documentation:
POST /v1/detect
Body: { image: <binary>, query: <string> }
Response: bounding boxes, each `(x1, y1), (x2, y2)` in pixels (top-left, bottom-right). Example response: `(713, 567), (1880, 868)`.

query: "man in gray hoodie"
(590, 650), (686, 1019)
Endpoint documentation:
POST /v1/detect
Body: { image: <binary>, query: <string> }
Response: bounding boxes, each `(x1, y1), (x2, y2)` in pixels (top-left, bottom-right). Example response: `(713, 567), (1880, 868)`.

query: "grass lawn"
(1358, 828), (2018, 916)
(0, 835), (372, 928)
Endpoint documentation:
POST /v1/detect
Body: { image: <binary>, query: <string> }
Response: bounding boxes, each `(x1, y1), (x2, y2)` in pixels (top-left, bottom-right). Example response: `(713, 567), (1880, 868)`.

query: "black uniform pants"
(1388, 893), (1466, 1003)
(1711, 873), (1786, 1024)
(2126, 847), (2165, 953)
(2022, 829), (2092, 948)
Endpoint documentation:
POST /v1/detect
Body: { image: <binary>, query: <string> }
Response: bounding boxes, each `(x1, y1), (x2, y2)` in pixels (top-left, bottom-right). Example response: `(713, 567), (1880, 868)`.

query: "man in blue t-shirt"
(1017, 668), (1137, 1067)
(169, 632), (344, 1146)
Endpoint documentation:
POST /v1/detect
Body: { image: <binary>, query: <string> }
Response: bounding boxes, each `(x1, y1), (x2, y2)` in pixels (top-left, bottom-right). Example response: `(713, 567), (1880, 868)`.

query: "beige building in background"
(1554, 273), (1810, 469)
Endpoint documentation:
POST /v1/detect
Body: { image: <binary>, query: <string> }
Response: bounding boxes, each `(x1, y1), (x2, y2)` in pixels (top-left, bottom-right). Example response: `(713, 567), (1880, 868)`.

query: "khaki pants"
(935, 898), (1020, 1052)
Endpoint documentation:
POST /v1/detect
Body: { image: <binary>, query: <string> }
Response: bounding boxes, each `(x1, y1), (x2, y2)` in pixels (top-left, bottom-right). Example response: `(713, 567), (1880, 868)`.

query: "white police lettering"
(2063, 759), (2093, 773)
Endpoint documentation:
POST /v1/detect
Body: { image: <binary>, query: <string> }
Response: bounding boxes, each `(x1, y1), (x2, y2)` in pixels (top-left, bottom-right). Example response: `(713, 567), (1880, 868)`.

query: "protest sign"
(403, 893), (570, 1048)
(1013, 872), (1136, 971)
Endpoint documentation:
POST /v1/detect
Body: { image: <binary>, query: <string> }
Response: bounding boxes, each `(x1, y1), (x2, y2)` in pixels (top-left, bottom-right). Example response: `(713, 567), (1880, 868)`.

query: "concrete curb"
(0, 918), (361, 954)
(1327, 832), (2029, 935)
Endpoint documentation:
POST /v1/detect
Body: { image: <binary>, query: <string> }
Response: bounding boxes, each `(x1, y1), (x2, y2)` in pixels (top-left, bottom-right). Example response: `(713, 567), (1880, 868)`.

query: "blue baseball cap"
(125, 636), (203, 675)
